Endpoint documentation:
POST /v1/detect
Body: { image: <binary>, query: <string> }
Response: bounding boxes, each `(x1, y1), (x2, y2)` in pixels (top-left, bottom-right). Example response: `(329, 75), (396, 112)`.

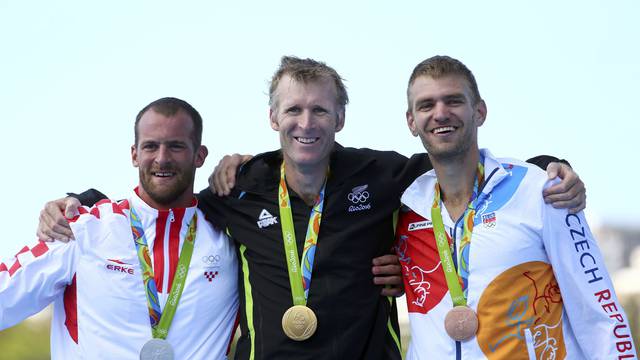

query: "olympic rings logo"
(202, 254), (221, 265)
(348, 191), (370, 204)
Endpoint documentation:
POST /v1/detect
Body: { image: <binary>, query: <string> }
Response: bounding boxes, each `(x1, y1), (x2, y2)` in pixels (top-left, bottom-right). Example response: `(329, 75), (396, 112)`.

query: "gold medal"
(444, 305), (478, 341)
(281, 305), (317, 341)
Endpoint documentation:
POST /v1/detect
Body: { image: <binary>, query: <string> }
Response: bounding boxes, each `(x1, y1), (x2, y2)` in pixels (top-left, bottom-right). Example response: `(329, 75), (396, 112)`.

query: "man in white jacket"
(395, 56), (636, 359)
(0, 97), (239, 359)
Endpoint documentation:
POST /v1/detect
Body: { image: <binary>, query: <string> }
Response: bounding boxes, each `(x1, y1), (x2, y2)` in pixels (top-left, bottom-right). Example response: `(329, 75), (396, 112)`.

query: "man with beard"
(37, 57), (585, 359)
(395, 55), (635, 359)
(0, 98), (239, 359)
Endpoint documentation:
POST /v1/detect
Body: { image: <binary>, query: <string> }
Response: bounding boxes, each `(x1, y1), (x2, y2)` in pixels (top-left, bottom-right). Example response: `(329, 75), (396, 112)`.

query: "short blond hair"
(269, 56), (349, 110)
(407, 55), (481, 110)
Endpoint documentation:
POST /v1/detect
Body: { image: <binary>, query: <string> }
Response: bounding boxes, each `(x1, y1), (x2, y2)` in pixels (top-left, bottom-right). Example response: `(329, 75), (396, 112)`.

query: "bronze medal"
(281, 305), (317, 341)
(444, 305), (478, 341)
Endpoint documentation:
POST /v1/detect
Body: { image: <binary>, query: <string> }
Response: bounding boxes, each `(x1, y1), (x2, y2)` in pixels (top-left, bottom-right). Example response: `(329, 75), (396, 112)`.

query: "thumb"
(546, 162), (559, 180)
(64, 198), (81, 218)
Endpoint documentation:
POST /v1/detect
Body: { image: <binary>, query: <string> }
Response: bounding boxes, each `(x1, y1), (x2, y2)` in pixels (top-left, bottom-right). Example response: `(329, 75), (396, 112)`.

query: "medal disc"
(281, 305), (317, 341)
(140, 338), (175, 360)
(444, 305), (478, 341)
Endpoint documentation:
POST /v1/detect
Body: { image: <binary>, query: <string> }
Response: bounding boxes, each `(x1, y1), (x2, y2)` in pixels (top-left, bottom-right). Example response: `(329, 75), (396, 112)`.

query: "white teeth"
(432, 126), (456, 134)
(295, 137), (318, 144)
(154, 172), (174, 177)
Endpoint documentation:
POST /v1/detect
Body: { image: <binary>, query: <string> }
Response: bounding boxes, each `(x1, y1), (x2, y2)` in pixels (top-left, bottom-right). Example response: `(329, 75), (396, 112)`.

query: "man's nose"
(155, 145), (172, 165)
(298, 110), (315, 130)
(433, 101), (449, 122)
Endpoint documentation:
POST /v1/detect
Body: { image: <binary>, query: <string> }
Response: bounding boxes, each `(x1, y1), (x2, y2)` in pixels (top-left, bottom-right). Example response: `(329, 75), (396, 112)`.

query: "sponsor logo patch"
(105, 258), (135, 275)
(347, 185), (372, 212)
(482, 212), (497, 228)
(257, 209), (278, 228)
(408, 220), (433, 231)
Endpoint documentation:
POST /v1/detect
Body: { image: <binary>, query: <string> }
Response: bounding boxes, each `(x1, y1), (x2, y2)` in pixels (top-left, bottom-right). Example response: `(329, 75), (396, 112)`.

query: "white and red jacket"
(396, 149), (636, 359)
(0, 189), (238, 359)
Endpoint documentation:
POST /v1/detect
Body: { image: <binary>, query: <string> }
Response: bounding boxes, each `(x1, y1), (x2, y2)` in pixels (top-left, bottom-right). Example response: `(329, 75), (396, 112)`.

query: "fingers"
(543, 163), (579, 201)
(209, 154), (247, 196)
(372, 254), (399, 267)
(374, 273), (404, 297)
(372, 254), (404, 296)
(372, 255), (401, 276)
(380, 284), (405, 297)
(36, 198), (76, 242)
(542, 162), (587, 213)
(553, 192), (587, 214)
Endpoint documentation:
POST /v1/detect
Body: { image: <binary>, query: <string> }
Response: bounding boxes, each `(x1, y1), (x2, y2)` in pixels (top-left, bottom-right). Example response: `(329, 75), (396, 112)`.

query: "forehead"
(409, 75), (474, 103)
(275, 75), (339, 108)
(137, 109), (194, 142)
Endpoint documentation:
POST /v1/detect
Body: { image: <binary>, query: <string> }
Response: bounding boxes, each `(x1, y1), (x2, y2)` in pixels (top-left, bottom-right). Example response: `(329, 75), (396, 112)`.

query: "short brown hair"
(269, 56), (349, 110)
(134, 97), (203, 147)
(407, 55), (481, 110)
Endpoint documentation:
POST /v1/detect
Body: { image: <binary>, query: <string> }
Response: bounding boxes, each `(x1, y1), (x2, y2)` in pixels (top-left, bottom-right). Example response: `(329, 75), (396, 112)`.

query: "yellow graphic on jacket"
(477, 261), (566, 359)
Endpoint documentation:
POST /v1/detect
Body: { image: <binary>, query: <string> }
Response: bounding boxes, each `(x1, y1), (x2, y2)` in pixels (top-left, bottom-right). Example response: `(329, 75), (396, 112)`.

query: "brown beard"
(138, 166), (195, 207)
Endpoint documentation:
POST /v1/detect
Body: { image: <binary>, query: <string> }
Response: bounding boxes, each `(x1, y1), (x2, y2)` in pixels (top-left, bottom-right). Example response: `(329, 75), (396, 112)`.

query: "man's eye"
(313, 108), (328, 115)
(170, 144), (186, 150)
(418, 104), (432, 111)
(143, 144), (157, 150)
(286, 107), (301, 114)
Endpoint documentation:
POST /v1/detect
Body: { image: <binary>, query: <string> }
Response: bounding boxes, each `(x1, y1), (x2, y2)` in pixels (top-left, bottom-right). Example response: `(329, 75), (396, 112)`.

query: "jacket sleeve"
(526, 155), (570, 169)
(0, 239), (77, 329)
(196, 187), (230, 229)
(67, 188), (109, 207)
(541, 182), (636, 358)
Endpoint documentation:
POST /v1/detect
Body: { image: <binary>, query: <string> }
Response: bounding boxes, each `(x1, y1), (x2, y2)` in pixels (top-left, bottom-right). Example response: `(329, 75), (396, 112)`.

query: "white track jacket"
(395, 149), (636, 360)
(0, 189), (238, 359)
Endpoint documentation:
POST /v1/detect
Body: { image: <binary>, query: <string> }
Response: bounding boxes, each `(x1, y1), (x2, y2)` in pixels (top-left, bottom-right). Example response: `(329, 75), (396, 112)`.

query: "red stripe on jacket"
(64, 274), (78, 343)
(154, 211), (168, 292)
(167, 209), (185, 290)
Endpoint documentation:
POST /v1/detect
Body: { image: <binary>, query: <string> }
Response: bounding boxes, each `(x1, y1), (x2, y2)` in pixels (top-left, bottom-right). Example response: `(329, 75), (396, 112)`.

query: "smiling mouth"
(431, 126), (457, 135)
(153, 172), (175, 178)
(294, 137), (319, 144)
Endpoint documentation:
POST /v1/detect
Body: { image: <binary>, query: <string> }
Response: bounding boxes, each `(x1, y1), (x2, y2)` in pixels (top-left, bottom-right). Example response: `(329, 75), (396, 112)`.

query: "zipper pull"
(169, 209), (175, 223)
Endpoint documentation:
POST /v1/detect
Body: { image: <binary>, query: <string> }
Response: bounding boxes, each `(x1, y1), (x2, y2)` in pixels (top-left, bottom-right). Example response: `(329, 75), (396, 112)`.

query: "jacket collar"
(235, 143), (378, 195)
(129, 186), (198, 217)
(401, 148), (509, 221)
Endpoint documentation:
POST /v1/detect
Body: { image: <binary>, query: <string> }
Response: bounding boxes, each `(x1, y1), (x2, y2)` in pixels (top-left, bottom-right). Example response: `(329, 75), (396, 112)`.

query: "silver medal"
(140, 338), (174, 360)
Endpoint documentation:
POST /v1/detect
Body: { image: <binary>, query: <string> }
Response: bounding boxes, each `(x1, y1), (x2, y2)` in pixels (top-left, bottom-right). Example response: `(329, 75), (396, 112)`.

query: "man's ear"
(269, 108), (279, 131)
(406, 110), (418, 137)
(195, 145), (208, 168)
(335, 108), (345, 132)
(131, 144), (139, 167)
(474, 100), (487, 127)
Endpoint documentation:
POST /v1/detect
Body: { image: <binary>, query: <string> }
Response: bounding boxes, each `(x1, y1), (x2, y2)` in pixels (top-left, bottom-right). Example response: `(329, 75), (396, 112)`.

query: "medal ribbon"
(130, 206), (197, 339)
(431, 161), (484, 306)
(278, 161), (327, 305)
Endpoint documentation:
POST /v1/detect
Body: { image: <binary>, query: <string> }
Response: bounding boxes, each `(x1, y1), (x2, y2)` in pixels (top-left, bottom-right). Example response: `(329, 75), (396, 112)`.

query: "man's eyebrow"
(414, 98), (434, 106)
(443, 93), (466, 101)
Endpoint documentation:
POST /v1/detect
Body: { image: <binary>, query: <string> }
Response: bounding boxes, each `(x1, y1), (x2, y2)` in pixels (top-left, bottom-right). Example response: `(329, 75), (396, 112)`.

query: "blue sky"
(1, 0), (638, 256)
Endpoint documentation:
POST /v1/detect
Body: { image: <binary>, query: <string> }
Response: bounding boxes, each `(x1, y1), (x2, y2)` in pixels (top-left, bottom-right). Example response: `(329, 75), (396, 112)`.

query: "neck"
(136, 186), (195, 211)
(430, 148), (481, 220)
(284, 159), (329, 206)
